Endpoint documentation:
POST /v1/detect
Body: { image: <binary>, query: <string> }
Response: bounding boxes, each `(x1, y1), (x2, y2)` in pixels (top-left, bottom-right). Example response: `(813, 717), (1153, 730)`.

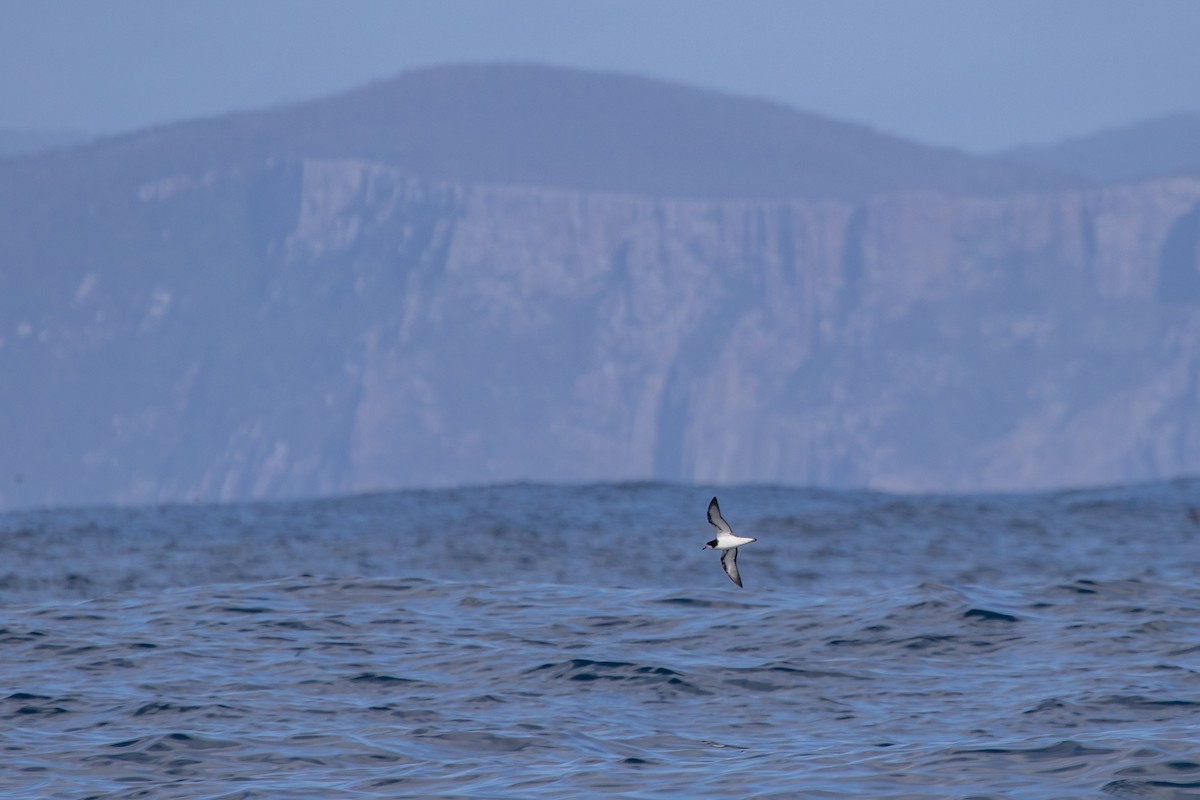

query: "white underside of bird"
(701, 496), (756, 587)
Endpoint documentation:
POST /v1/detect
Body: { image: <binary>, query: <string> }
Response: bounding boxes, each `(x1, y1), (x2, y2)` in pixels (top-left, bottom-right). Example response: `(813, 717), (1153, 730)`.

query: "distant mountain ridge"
(14, 62), (1075, 202)
(1001, 111), (1200, 183)
(1, 63), (1198, 509)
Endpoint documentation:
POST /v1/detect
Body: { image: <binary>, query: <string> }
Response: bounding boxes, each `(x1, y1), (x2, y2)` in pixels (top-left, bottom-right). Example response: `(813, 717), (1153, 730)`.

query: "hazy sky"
(4, 0), (1199, 152)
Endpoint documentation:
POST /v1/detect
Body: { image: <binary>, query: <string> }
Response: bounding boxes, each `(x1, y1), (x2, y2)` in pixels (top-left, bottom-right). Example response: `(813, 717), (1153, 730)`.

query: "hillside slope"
(1, 65), (1196, 508)
(1002, 112), (1200, 183)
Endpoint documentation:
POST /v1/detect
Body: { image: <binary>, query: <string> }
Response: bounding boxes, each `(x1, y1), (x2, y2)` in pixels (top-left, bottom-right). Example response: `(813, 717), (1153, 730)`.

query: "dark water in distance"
(3, 480), (1200, 799)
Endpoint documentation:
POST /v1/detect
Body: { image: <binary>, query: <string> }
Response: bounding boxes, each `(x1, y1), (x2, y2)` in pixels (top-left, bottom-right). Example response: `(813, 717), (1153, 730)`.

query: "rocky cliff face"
(3, 153), (1197, 508)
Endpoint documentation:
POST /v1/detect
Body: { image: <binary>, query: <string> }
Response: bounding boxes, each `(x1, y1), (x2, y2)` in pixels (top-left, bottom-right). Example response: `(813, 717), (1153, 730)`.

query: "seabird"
(701, 496), (757, 587)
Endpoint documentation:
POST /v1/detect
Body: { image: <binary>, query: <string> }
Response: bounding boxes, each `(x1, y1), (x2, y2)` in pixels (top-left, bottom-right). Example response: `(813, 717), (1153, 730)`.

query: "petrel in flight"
(701, 497), (757, 587)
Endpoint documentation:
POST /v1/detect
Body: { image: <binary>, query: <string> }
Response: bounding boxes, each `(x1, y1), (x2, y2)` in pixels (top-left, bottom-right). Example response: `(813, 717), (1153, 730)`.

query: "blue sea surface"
(3, 480), (1200, 798)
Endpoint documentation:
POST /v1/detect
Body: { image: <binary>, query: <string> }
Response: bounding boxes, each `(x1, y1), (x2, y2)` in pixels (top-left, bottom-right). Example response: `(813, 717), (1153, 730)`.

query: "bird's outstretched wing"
(707, 497), (731, 535)
(720, 547), (743, 588)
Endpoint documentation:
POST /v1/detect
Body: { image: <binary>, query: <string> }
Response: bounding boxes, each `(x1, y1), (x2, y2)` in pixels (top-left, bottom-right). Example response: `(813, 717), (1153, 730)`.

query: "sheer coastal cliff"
(2, 66), (1197, 507)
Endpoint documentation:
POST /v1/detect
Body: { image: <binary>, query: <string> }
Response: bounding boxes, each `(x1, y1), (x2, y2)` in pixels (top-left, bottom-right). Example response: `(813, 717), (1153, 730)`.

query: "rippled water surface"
(4, 481), (1200, 798)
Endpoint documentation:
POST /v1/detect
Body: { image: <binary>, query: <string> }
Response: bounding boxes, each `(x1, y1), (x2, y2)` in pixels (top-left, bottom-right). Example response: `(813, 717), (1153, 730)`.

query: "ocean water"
(3, 480), (1200, 799)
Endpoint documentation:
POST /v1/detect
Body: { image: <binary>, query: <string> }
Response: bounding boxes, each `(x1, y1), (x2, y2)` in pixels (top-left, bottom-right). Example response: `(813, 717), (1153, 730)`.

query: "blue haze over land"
(1, 63), (1199, 508)
(3, 4), (1200, 506)
(4, 1), (1200, 153)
